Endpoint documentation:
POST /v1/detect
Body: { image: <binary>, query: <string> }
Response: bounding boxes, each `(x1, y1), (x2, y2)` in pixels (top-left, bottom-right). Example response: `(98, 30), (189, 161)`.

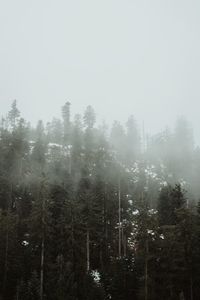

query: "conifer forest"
(0, 100), (200, 300)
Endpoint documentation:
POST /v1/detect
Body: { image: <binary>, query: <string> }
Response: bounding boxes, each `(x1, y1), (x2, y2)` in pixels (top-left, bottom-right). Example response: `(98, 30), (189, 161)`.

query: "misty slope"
(0, 101), (200, 300)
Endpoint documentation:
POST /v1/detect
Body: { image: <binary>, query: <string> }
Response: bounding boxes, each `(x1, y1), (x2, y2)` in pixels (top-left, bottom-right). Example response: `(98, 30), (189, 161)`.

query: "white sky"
(0, 0), (199, 143)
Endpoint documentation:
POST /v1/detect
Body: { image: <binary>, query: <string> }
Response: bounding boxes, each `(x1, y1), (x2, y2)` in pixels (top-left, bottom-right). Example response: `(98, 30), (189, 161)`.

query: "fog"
(0, 0), (200, 143)
(1, 2), (200, 299)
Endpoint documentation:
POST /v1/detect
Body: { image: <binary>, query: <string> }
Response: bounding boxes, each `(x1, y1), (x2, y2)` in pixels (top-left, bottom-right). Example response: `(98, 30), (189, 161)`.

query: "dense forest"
(1, 100), (200, 300)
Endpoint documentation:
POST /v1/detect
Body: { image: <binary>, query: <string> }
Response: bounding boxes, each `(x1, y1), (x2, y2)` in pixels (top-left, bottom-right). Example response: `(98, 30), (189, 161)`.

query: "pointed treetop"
(62, 101), (71, 124)
(83, 105), (96, 129)
(8, 100), (20, 128)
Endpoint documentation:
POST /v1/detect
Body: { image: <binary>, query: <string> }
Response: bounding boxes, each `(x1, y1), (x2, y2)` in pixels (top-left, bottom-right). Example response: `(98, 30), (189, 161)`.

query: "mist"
(1, 1), (200, 300)
(1, 0), (200, 143)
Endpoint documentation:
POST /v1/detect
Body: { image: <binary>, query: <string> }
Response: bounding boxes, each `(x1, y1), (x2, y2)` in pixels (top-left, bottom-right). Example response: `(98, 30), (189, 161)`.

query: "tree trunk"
(71, 209), (75, 270)
(123, 232), (127, 257)
(68, 151), (72, 175)
(86, 229), (90, 272)
(104, 184), (108, 257)
(3, 184), (13, 295)
(40, 183), (45, 300)
(3, 218), (9, 294)
(118, 178), (121, 258)
(40, 234), (44, 300)
(145, 239), (148, 300)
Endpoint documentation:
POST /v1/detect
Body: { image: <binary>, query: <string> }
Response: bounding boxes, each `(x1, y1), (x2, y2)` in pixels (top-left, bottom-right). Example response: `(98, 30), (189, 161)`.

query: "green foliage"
(158, 184), (185, 225)
(0, 102), (200, 300)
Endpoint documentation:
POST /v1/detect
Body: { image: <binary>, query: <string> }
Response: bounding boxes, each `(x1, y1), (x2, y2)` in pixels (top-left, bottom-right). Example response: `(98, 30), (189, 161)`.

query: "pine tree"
(62, 101), (71, 145)
(158, 184), (185, 226)
(8, 100), (20, 130)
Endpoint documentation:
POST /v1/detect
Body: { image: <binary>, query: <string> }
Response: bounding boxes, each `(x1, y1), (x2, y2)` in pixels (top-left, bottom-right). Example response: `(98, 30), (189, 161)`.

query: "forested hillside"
(0, 101), (200, 300)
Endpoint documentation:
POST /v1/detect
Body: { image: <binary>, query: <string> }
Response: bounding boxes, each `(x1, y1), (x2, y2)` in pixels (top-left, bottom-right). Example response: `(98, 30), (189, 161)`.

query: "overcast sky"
(0, 0), (199, 143)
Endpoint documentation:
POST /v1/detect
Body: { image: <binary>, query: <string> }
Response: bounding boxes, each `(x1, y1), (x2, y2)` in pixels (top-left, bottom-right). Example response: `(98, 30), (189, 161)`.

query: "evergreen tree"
(62, 101), (71, 145)
(158, 184), (185, 226)
(8, 100), (20, 129)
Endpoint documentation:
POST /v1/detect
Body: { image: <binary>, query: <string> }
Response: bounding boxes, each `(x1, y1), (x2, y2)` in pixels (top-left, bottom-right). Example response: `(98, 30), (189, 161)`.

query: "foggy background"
(0, 0), (199, 143)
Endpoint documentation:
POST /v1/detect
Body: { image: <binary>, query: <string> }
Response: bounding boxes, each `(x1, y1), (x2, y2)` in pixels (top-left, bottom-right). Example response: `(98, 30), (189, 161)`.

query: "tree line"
(0, 100), (200, 300)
